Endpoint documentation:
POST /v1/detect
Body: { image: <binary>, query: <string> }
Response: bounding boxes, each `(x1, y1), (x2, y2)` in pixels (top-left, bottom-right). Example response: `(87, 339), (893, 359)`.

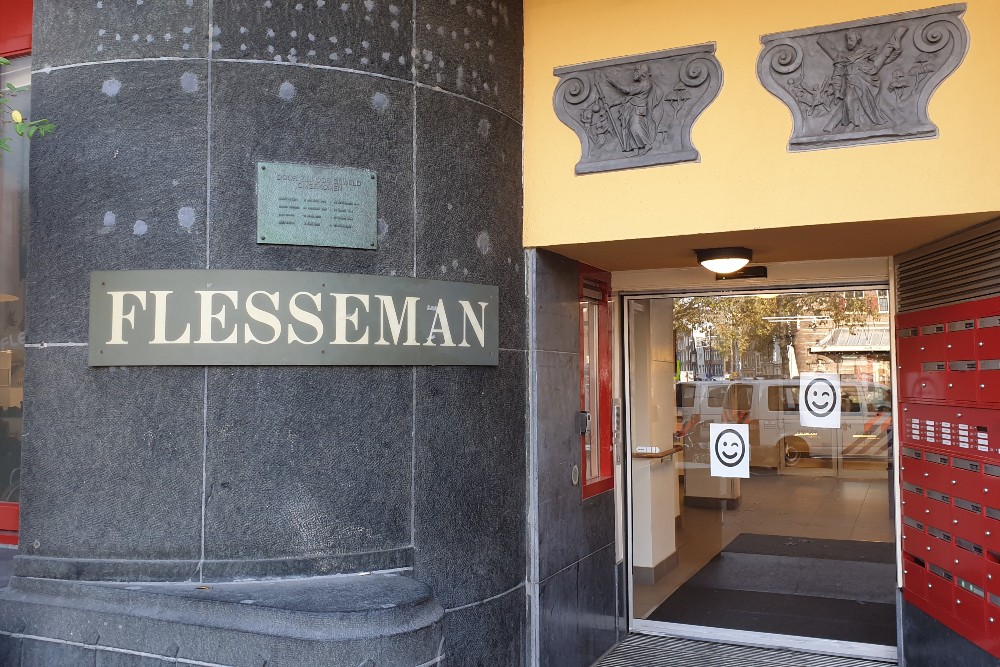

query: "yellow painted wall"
(524, 0), (1000, 249)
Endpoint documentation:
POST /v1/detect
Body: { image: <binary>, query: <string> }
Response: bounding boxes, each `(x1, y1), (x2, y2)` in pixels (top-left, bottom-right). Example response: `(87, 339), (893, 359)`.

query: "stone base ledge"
(0, 572), (444, 666)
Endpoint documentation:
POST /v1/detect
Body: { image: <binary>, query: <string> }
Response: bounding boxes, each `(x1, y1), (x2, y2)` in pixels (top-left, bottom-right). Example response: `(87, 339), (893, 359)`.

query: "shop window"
(579, 266), (612, 499)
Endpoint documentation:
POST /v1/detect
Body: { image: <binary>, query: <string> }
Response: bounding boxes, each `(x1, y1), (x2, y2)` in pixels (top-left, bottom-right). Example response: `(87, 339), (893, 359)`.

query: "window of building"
(877, 289), (889, 313)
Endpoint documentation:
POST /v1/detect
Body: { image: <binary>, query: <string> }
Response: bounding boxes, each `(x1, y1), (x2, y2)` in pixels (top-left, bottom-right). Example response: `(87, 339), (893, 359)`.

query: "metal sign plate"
(256, 162), (377, 249)
(88, 270), (498, 367)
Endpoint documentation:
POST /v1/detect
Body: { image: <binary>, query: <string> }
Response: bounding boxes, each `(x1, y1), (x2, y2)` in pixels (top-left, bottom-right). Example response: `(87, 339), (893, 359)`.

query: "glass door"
(626, 288), (896, 661)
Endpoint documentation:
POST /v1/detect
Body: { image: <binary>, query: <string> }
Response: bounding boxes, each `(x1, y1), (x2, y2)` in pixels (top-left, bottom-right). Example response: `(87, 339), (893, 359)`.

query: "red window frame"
(0, 0), (31, 544)
(579, 264), (614, 499)
(0, 1), (33, 60)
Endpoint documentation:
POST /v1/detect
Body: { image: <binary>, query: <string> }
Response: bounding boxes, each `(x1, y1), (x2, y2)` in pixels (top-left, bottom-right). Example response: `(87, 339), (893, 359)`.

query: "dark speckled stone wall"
(528, 249), (620, 667)
(10, 1), (525, 665)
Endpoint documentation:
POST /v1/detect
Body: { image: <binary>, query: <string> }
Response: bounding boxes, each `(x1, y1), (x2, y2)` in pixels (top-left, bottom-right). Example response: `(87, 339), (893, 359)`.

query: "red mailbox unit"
(898, 295), (1000, 657)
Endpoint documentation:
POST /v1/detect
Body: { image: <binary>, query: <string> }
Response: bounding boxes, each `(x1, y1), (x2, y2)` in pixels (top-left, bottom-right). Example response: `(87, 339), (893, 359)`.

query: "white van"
(717, 379), (892, 469)
(675, 381), (728, 439)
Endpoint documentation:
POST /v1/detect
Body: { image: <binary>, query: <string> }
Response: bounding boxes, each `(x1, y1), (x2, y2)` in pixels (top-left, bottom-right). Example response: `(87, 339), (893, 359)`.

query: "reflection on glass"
(0, 56), (30, 503)
(630, 290), (897, 638)
(581, 301), (601, 481)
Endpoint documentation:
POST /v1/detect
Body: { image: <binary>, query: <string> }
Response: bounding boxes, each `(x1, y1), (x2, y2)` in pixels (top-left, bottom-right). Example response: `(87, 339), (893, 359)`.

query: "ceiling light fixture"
(695, 247), (753, 274)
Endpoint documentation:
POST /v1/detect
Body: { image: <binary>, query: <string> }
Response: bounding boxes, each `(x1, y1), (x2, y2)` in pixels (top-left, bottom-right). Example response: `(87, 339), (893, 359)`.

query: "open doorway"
(624, 287), (897, 661)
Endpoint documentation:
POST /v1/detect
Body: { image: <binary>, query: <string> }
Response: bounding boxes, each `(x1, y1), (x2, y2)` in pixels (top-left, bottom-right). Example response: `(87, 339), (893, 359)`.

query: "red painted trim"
(0, 0), (32, 59)
(579, 264), (614, 499)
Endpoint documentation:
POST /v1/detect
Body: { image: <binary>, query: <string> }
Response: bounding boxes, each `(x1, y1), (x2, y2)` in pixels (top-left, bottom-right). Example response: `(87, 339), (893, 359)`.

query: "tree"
(674, 291), (878, 376)
(0, 57), (55, 152)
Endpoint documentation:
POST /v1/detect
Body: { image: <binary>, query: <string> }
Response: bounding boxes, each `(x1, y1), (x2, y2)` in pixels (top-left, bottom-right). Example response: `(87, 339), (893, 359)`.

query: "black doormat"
(724, 533), (896, 564)
(646, 534), (897, 646)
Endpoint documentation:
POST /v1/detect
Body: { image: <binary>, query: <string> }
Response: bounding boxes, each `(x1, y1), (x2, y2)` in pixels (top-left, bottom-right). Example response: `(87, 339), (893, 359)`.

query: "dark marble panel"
(901, 598), (996, 667)
(576, 543), (618, 664)
(209, 62), (413, 277)
(415, 0), (523, 120)
(532, 249), (580, 355)
(443, 585), (525, 667)
(203, 365), (412, 564)
(538, 557), (579, 667)
(97, 652), (167, 667)
(213, 0), (412, 80)
(18, 347), (203, 565)
(538, 492), (614, 584)
(413, 350), (526, 609)
(0, 633), (21, 667)
(534, 349), (616, 580)
(26, 62), (208, 344)
(20, 640), (95, 667)
(415, 89), (525, 351)
(538, 545), (617, 667)
(32, 0), (209, 67)
(534, 349), (580, 504)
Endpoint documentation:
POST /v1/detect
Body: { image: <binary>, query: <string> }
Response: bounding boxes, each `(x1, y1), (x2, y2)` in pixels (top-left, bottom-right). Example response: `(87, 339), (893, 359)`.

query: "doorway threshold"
(594, 634), (896, 666)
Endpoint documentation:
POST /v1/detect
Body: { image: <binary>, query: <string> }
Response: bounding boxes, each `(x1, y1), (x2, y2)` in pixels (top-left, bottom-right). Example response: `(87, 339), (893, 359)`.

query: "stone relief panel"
(553, 44), (723, 174)
(758, 4), (969, 151)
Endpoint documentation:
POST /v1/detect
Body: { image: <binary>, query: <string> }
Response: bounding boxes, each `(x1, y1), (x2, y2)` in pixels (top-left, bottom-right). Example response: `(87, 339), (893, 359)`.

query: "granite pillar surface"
(2, 0), (525, 664)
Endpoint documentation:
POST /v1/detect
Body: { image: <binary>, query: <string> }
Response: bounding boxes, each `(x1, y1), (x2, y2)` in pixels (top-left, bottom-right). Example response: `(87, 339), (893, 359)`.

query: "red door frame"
(0, 0), (31, 544)
(580, 264), (614, 499)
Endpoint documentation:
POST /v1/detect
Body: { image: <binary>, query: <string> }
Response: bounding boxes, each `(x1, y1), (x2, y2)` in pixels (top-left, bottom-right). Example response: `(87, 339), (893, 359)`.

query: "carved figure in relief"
(580, 99), (612, 150)
(787, 75), (831, 116)
(601, 64), (667, 155)
(817, 27), (907, 133)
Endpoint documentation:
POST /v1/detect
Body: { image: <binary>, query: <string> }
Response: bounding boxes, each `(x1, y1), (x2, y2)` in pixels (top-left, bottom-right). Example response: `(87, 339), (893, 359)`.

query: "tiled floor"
(634, 471), (896, 619)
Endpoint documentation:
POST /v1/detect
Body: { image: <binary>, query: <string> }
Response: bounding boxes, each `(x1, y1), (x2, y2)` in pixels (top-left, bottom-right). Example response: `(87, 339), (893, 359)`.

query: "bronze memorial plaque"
(256, 161), (378, 249)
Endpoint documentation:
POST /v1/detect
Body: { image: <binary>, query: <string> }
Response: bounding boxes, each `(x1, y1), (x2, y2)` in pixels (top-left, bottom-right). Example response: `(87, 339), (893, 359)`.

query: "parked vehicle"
(721, 379), (892, 468)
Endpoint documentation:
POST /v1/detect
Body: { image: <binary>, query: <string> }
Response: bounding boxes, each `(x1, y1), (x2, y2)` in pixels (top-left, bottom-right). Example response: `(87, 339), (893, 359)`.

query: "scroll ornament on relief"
(757, 4), (969, 151)
(553, 44), (723, 174)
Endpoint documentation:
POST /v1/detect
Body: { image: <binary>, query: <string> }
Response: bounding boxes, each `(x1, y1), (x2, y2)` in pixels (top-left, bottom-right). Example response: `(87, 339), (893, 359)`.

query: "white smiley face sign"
(710, 423), (750, 478)
(799, 372), (841, 429)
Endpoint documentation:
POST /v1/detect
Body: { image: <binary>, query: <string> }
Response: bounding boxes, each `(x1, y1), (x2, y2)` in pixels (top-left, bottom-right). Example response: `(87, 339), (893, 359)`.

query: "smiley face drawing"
(714, 428), (747, 468)
(804, 378), (837, 418)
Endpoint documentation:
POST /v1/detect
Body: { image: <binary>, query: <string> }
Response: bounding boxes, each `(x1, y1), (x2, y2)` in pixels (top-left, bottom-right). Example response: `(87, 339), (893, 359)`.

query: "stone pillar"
(0, 1), (525, 665)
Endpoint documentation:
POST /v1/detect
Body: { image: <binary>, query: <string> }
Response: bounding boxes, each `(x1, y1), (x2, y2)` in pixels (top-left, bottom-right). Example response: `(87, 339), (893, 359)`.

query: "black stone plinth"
(0, 572), (443, 666)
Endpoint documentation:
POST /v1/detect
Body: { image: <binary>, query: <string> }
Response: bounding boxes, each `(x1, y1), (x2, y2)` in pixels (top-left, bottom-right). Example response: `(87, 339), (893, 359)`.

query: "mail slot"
(903, 521), (931, 558)
(978, 316), (1000, 362)
(979, 360), (1000, 407)
(927, 564), (955, 613)
(953, 458), (984, 491)
(903, 552), (927, 599)
(986, 507), (1000, 552)
(926, 454), (952, 489)
(956, 579), (987, 630)
(898, 325), (922, 391)
(953, 498), (984, 543)
(945, 360), (979, 404)
(948, 319), (978, 359)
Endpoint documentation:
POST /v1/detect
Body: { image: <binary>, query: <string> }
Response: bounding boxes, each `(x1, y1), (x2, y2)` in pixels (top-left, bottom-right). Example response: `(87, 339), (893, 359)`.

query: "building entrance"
(624, 287), (897, 662)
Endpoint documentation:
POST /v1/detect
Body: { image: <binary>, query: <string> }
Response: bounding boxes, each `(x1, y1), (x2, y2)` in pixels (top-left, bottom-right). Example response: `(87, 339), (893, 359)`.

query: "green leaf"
(0, 138), (9, 152)
(4, 84), (15, 91)
(27, 126), (37, 139)
(13, 122), (24, 137)
(0, 57), (10, 65)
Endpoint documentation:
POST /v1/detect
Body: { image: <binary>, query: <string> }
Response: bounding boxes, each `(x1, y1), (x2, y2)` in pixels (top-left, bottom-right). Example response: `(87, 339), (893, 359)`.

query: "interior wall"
(524, 0), (1000, 251)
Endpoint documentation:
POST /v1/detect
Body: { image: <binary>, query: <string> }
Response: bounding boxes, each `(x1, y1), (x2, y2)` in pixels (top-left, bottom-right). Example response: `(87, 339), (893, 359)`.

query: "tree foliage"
(0, 57), (55, 153)
(674, 291), (879, 371)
